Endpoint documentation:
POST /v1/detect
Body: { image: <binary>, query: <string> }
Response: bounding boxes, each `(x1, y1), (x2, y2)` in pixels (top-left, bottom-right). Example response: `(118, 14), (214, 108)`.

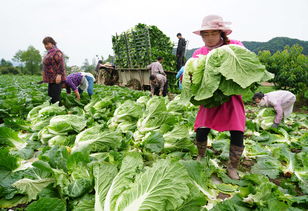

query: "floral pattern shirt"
(42, 47), (66, 83)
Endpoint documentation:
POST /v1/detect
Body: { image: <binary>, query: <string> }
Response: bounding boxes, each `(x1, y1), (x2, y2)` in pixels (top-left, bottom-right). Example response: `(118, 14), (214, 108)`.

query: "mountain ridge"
(184, 37), (308, 59)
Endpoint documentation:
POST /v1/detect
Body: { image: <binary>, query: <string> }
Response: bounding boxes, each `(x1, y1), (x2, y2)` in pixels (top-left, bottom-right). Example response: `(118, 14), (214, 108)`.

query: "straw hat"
(193, 15), (232, 35)
(103, 62), (113, 67)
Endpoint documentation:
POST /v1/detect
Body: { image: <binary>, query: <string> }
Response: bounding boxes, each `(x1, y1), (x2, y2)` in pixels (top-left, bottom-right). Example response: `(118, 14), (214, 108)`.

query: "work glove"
(271, 123), (279, 128)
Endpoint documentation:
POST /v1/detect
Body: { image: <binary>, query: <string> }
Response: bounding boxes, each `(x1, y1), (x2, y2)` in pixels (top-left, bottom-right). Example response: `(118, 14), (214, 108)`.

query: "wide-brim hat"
(193, 15), (232, 35)
(103, 62), (113, 67)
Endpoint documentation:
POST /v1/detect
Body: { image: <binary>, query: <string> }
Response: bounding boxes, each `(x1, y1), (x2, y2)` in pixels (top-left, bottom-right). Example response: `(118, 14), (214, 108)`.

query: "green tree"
(258, 44), (308, 99)
(0, 58), (20, 74)
(104, 54), (115, 63)
(13, 46), (42, 75)
(81, 58), (95, 73)
(96, 54), (115, 64)
(0, 58), (13, 67)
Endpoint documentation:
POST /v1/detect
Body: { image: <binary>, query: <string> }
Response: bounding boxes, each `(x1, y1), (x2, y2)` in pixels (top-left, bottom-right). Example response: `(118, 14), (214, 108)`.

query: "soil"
(293, 101), (308, 113)
(270, 176), (304, 196)
(241, 159), (256, 168)
(291, 148), (302, 153)
(260, 82), (274, 86)
(217, 192), (231, 200)
(240, 158), (256, 172)
(270, 177), (283, 186)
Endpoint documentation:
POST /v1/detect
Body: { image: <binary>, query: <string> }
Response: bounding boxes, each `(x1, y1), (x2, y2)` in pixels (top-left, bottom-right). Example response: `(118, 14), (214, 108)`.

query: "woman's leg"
(230, 131), (244, 147)
(154, 87), (160, 96)
(48, 83), (52, 98)
(283, 95), (296, 119)
(195, 128), (211, 160)
(162, 80), (168, 97)
(85, 76), (94, 96)
(227, 130), (245, 179)
(48, 83), (62, 104)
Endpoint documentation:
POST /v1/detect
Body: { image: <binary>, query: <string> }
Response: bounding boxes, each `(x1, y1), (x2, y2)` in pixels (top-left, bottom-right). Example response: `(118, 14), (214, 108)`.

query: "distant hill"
(184, 37), (308, 59)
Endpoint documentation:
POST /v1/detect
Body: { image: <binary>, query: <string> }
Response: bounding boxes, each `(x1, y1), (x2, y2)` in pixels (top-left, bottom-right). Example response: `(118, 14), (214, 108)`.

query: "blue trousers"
(78, 76), (94, 96)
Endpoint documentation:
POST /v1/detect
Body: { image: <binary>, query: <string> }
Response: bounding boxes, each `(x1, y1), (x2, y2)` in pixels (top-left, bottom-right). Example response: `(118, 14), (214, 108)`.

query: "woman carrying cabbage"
(192, 15), (245, 180)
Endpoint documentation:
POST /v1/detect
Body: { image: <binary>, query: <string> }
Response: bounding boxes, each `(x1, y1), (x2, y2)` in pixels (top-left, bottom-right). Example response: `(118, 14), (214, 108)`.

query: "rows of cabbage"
(0, 75), (147, 130)
(1, 85), (307, 211)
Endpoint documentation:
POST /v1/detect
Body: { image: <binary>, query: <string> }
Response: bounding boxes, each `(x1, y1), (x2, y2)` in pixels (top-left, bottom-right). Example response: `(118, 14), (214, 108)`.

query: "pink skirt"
(194, 95), (246, 132)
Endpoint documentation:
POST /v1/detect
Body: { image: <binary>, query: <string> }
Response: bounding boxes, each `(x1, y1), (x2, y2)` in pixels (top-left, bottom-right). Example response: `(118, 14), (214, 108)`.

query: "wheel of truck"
(127, 79), (141, 90)
(103, 70), (113, 85)
(110, 69), (119, 85)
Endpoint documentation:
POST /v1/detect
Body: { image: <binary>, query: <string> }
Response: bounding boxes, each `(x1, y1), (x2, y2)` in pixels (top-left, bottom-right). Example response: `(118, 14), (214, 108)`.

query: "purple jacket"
(65, 72), (83, 92)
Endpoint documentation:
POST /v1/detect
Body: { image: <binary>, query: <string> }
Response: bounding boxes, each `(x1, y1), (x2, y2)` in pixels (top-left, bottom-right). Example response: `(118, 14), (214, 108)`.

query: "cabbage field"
(0, 75), (307, 211)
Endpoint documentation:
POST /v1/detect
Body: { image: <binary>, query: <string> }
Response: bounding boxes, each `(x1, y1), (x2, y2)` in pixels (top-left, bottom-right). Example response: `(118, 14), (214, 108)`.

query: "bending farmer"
(149, 74), (168, 97)
(253, 90), (296, 128)
(64, 72), (95, 100)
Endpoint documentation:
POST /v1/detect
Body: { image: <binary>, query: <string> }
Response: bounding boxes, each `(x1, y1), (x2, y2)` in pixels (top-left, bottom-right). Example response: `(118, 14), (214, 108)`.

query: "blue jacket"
(176, 66), (185, 89)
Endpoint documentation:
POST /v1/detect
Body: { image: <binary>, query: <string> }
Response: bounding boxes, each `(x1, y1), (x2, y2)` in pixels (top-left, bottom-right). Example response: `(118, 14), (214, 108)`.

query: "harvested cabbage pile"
(181, 44), (274, 108)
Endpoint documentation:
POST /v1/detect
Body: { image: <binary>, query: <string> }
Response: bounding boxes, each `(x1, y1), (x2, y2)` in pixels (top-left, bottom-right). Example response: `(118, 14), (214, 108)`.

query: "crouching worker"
(63, 72), (95, 100)
(253, 90), (296, 128)
(149, 74), (168, 97)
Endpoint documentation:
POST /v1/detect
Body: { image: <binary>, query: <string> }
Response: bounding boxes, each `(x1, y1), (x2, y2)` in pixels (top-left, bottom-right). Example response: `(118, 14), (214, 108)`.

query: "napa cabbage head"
(72, 126), (122, 153)
(108, 100), (143, 133)
(252, 108), (276, 130)
(47, 114), (87, 134)
(136, 97), (168, 134)
(181, 55), (206, 101)
(27, 102), (66, 122)
(181, 44), (274, 108)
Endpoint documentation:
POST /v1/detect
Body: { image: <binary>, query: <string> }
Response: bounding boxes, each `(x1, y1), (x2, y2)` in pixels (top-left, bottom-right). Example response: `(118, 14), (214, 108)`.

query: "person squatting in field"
(149, 74), (168, 97)
(192, 14), (246, 180)
(253, 90), (296, 128)
(42, 36), (66, 105)
(63, 72), (95, 100)
(148, 56), (168, 97)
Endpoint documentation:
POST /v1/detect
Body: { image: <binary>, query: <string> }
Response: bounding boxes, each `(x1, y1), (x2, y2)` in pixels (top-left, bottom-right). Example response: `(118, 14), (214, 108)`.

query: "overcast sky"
(1, 0), (307, 66)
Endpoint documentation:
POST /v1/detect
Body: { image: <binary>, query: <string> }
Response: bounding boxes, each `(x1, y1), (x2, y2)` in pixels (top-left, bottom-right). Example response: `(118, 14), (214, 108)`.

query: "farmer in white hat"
(253, 90), (296, 128)
(192, 15), (246, 180)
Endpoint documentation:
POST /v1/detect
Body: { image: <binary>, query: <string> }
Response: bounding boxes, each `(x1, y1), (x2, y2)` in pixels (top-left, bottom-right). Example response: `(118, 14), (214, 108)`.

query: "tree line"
(0, 46), (41, 75)
(242, 37), (308, 55)
(0, 46), (114, 75)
